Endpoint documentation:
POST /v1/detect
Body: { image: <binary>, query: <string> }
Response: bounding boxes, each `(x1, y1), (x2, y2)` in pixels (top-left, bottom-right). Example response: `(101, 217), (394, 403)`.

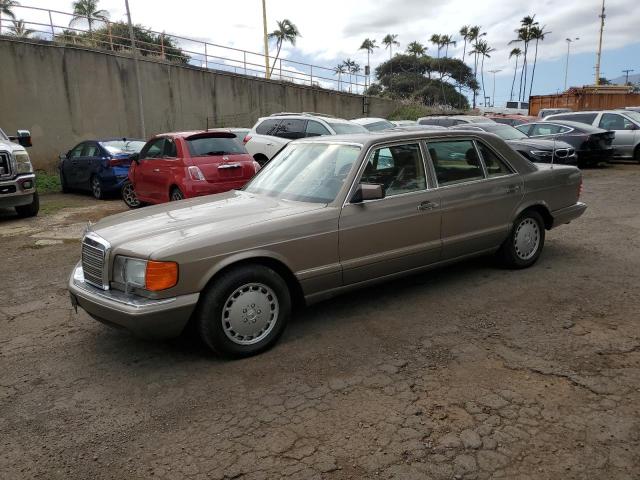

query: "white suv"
(244, 113), (368, 165)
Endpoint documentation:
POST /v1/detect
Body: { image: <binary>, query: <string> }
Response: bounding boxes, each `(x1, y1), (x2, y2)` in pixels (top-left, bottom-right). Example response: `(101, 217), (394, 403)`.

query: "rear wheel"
(60, 170), (70, 193)
(121, 181), (143, 209)
(90, 176), (103, 199)
(196, 265), (291, 357)
(15, 191), (39, 218)
(170, 187), (184, 201)
(497, 210), (545, 269)
(254, 154), (269, 167)
(634, 145), (640, 163)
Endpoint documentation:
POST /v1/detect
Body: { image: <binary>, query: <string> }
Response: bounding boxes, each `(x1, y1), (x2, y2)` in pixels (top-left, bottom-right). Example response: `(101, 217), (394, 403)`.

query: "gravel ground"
(1, 166), (639, 480)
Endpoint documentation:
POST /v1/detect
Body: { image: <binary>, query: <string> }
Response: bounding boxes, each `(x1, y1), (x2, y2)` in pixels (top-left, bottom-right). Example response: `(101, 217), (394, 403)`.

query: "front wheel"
(170, 187), (184, 201)
(196, 265), (291, 357)
(497, 210), (545, 269)
(15, 191), (39, 218)
(121, 181), (143, 208)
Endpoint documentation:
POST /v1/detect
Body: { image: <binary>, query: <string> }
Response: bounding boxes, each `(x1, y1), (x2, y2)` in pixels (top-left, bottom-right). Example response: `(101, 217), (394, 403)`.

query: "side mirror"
(129, 153), (140, 163)
(350, 183), (385, 203)
(17, 130), (32, 148)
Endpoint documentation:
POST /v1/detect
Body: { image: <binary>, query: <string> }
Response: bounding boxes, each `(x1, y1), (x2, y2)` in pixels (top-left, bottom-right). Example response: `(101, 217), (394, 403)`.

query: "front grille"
(0, 151), (11, 179)
(82, 235), (108, 289)
(554, 148), (570, 159)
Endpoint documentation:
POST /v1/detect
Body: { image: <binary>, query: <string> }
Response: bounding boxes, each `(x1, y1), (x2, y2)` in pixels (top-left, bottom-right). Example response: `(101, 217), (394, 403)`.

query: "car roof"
(155, 129), (240, 138)
(522, 119), (605, 133)
(261, 113), (352, 124)
(351, 117), (390, 125)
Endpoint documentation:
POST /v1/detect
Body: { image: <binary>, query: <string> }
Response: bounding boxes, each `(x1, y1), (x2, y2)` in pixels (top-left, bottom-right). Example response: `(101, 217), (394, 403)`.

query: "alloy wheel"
(221, 283), (279, 346)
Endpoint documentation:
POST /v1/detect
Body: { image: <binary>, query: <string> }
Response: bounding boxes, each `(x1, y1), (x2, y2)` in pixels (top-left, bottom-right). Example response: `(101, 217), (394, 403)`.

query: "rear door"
(426, 138), (522, 260)
(339, 142), (442, 285)
(77, 142), (102, 189)
(305, 120), (331, 137)
(598, 113), (637, 158)
(250, 119), (282, 160)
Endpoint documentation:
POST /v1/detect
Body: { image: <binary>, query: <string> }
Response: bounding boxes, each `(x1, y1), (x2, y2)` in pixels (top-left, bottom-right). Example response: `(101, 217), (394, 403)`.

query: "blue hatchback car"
(59, 139), (146, 199)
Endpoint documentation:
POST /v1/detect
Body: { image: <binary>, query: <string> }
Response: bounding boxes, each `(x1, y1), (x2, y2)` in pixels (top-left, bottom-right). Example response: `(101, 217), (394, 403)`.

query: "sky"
(12, 0), (640, 106)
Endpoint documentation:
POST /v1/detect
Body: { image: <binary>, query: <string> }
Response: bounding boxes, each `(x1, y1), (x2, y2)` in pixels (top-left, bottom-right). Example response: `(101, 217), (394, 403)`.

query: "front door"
(64, 143), (85, 187)
(134, 138), (166, 201)
(426, 138), (522, 260)
(339, 142), (442, 285)
(598, 113), (638, 158)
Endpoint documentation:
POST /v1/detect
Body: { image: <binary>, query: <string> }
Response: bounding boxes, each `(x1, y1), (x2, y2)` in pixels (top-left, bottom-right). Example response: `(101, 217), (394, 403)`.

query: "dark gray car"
(69, 130), (586, 357)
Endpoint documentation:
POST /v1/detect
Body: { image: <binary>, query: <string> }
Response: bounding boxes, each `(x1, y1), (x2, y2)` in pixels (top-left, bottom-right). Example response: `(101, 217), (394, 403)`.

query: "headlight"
(529, 150), (552, 157)
(113, 256), (178, 291)
(14, 152), (33, 174)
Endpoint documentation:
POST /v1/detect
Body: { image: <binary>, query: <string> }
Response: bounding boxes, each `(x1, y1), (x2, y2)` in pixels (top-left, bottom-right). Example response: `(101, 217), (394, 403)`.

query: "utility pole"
(622, 69), (634, 85)
(125, 0), (146, 138)
(564, 37), (579, 91)
(488, 69), (501, 107)
(594, 0), (606, 86)
(262, 0), (270, 79)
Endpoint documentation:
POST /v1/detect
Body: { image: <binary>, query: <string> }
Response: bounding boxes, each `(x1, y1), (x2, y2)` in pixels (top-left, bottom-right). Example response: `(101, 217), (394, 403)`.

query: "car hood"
(89, 190), (325, 257)
(506, 138), (573, 150)
(0, 139), (25, 154)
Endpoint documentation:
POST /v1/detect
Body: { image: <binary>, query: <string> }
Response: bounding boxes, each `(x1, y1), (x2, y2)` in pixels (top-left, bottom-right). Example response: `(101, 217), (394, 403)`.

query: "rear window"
(362, 120), (394, 132)
(187, 136), (246, 156)
(551, 113), (597, 124)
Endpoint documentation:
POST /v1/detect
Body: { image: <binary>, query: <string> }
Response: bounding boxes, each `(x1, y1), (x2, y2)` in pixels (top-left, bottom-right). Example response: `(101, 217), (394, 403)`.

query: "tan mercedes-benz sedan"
(68, 130), (586, 357)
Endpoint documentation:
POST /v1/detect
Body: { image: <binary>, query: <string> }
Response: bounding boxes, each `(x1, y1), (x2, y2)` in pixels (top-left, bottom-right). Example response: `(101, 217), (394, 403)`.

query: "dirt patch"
(1, 165), (639, 479)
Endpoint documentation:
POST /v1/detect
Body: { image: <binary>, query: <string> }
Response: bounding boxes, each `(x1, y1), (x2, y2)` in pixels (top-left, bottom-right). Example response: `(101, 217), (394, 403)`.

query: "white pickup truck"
(0, 128), (38, 217)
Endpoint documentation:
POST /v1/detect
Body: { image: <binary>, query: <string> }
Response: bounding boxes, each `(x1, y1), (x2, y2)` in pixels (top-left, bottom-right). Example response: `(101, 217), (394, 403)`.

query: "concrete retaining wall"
(0, 39), (399, 171)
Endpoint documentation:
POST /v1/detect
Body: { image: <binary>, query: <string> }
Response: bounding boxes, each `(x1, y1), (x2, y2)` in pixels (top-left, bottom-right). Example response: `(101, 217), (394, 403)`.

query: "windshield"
(0, 128), (8, 141)
(624, 111), (640, 123)
(363, 120), (395, 132)
(100, 140), (145, 154)
(326, 122), (368, 134)
(244, 143), (361, 203)
(488, 125), (528, 140)
(187, 136), (246, 156)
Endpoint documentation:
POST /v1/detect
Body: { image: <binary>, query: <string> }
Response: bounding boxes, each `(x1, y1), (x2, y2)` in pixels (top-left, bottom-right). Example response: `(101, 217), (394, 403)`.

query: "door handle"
(266, 142), (273, 146)
(218, 163), (242, 169)
(506, 184), (521, 194)
(418, 201), (438, 211)
(153, 168), (160, 172)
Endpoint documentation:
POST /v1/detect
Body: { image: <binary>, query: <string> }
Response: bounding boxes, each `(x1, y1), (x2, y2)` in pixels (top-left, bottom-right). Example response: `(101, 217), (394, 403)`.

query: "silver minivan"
(544, 110), (640, 161)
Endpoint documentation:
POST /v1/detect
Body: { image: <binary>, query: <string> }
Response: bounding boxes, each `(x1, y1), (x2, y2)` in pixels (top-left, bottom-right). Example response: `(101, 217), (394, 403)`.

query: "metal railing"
(0, 4), (368, 94)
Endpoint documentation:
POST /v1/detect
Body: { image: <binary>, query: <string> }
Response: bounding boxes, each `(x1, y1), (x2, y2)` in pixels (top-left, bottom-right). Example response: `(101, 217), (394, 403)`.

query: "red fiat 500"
(123, 130), (260, 208)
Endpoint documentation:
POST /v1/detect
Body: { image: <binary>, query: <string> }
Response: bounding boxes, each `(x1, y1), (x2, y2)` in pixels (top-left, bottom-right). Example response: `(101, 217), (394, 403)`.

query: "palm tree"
(350, 62), (362, 93)
(459, 25), (471, 61)
(267, 19), (301, 77)
(466, 26), (485, 107)
(509, 48), (522, 101)
(382, 33), (399, 60)
(334, 62), (347, 91)
(70, 0), (109, 38)
(510, 15), (538, 102)
(406, 41), (426, 57)
(528, 24), (550, 99)
(0, 0), (20, 36)
(343, 58), (356, 92)
(359, 38), (378, 88)
(441, 34), (456, 58)
(470, 40), (495, 106)
(9, 18), (32, 38)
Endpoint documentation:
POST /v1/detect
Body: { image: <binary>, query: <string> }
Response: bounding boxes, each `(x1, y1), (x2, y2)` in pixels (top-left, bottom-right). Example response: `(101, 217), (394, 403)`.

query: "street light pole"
(622, 69), (634, 85)
(488, 69), (501, 107)
(262, 0), (270, 79)
(125, 0), (146, 138)
(564, 37), (579, 91)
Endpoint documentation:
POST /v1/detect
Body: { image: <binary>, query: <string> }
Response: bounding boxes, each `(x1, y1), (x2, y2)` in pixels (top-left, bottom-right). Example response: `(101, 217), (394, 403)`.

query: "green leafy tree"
(406, 41), (426, 57)
(0, 0), (20, 36)
(509, 48), (522, 101)
(268, 19), (300, 77)
(9, 18), (33, 37)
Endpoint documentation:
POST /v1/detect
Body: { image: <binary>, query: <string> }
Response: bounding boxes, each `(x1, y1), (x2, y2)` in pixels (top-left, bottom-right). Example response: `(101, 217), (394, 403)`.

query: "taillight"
(188, 166), (205, 181)
(109, 158), (125, 166)
(243, 135), (252, 144)
(252, 161), (261, 173)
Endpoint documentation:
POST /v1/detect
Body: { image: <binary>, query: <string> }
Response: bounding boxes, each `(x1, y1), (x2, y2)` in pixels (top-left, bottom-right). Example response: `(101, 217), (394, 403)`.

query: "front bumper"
(550, 202), (587, 228)
(0, 174), (36, 208)
(68, 263), (199, 339)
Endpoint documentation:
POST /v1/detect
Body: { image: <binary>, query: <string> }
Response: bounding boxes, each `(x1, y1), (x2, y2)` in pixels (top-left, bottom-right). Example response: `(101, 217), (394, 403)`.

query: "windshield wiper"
(204, 151), (230, 156)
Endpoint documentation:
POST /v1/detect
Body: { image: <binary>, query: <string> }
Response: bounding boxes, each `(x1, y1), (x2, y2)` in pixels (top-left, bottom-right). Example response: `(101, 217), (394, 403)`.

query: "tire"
(497, 210), (545, 269)
(121, 180), (143, 209)
(15, 191), (39, 218)
(90, 176), (103, 199)
(634, 146), (640, 164)
(170, 187), (184, 201)
(254, 154), (269, 167)
(196, 264), (291, 358)
(60, 170), (70, 193)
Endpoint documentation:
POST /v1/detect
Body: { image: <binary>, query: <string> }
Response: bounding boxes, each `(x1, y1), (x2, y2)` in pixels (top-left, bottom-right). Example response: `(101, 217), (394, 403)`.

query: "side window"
(427, 140), (485, 186)
(276, 119), (307, 139)
(68, 144), (84, 158)
(360, 143), (426, 197)
(557, 126), (572, 133)
(163, 138), (177, 157)
(140, 138), (165, 159)
(82, 143), (100, 157)
(515, 125), (532, 136)
(553, 113), (597, 124)
(256, 119), (282, 136)
(531, 124), (562, 136)
(306, 121), (331, 137)
(477, 142), (512, 178)
(599, 113), (634, 131)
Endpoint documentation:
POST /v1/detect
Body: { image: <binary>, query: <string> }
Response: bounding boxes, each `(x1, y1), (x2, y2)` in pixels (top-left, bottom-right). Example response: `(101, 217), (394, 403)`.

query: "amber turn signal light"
(145, 261), (178, 291)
